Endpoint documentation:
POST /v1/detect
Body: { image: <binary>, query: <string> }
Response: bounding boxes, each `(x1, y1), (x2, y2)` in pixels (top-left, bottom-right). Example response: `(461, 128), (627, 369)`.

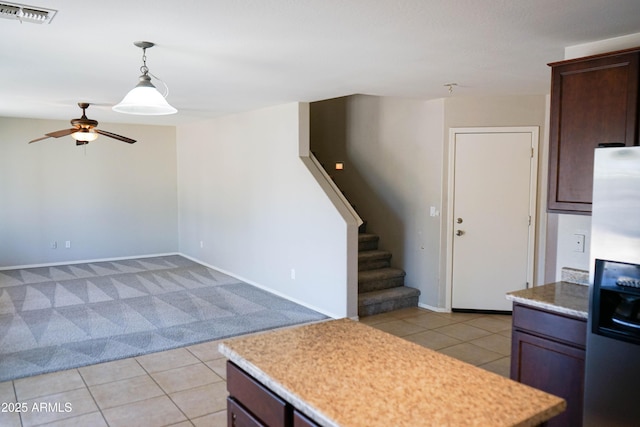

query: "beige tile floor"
(0, 308), (512, 427)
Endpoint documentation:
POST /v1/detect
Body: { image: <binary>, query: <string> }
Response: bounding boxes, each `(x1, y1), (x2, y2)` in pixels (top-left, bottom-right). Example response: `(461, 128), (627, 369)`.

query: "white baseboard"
(178, 253), (342, 320)
(2, 252), (351, 321)
(418, 302), (450, 313)
(0, 252), (180, 271)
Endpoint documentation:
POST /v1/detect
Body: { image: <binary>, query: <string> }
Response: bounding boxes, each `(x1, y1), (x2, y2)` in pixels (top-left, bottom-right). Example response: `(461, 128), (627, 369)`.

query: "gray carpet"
(0, 255), (326, 382)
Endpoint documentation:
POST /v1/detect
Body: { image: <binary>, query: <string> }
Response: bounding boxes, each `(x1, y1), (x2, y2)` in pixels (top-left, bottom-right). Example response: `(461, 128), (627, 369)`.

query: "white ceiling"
(2, 0), (640, 126)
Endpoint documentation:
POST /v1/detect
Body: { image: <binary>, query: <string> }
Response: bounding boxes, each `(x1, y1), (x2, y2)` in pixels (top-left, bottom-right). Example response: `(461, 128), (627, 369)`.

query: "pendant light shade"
(113, 75), (177, 115)
(113, 41), (177, 116)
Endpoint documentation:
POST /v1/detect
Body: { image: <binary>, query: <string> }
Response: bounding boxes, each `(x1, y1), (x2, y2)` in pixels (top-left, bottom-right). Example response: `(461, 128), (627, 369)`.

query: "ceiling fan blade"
(28, 135), (53, 143)
(28, 128), (76, 143)
(46, 128), (77, 138)
(94, 129), (136, 144)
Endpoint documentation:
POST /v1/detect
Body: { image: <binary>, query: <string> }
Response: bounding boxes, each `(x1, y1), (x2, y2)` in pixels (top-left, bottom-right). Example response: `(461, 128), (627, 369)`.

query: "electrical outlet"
(51, 241), (57, 249)
(573, 234), (585, 253)
(65, 240), (71, 249)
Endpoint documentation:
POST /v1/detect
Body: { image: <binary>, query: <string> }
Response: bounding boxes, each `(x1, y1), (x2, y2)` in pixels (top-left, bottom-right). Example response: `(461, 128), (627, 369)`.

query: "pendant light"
(112, 41), (177, 115)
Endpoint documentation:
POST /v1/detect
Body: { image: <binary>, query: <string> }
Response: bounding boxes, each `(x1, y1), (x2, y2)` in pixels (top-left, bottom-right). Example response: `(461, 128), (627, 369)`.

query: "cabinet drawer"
(228, 397), (265, 427)
(227, 361), (288, 426)
(512, 304), (586, 347)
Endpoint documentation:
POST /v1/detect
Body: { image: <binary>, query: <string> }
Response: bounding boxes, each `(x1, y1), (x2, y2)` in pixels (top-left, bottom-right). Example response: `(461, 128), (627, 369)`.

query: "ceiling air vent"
(0, 2), (57, 24)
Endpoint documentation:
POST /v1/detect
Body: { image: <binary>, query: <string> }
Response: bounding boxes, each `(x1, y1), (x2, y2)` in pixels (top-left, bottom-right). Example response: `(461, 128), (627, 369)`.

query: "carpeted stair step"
(358, 286), (421, 317)
(358, 250), (392, 271)
(358, 233), (379, 251)
(358, 267), (405, 293)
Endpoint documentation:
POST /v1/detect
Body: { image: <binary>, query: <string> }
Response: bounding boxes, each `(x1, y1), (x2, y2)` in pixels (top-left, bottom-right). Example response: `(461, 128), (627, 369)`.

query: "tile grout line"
(364, 310), (513, 374)
(174, 345), (228, 425)
(77, 368), (112, 427)
(5, 308), (510, 427)
(134, 354), (194, 427)
(12, 380), (24, 427)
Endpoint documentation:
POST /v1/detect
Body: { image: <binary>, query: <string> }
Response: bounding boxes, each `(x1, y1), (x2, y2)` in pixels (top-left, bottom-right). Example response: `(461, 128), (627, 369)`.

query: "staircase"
(357, 230), (420, 317)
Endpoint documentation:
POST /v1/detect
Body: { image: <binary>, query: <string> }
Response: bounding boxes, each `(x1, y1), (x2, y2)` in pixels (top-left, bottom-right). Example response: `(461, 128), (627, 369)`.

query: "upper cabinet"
(548, 48), (640, 214)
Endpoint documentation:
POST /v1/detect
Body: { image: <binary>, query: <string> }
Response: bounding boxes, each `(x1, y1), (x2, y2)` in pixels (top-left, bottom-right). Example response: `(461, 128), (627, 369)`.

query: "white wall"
(0, 117), (178, 267)
(176, 103), (355, 318)
(565, 32), (640, 59)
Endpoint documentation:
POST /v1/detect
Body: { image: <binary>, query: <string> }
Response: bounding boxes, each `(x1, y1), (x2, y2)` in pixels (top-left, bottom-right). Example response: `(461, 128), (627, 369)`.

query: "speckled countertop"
(506, 282), (589, 319)
(219, 318), (565, 427)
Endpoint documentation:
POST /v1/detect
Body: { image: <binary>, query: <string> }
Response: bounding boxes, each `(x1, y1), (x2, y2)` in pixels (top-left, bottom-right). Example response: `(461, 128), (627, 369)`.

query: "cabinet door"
(293, 410), (320, 427)
(548, 51), (639, 213)
(511, 330), (585, 427)
(226, 362), (289, 426)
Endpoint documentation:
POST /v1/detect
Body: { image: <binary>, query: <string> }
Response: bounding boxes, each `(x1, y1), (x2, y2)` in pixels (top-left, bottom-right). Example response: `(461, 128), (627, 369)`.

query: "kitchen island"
(219, 318), (565, 427)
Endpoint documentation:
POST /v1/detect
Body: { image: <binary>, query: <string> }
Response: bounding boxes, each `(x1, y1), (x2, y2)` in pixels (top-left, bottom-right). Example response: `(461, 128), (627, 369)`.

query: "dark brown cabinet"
(226, 361), (320, 427)
(228, 397), (265, 427)
(293, 410), (320, 427)
(511, 303), (587, 427)
(548, 48), (640, 214)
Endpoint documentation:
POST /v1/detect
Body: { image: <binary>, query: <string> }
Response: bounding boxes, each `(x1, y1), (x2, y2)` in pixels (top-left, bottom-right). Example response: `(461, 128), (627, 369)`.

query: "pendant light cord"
(149, 71), (170, 98)
(140, 46), (170, 98)
(140, 47), (149, 75)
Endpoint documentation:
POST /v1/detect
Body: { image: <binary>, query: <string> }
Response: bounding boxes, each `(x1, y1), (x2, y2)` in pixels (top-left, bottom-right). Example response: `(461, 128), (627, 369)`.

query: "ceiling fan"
(28, 103), (136, 146)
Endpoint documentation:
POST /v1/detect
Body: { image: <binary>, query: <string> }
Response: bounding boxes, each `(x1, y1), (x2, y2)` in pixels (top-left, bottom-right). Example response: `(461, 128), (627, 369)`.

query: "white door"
(449, 128), (537, 311)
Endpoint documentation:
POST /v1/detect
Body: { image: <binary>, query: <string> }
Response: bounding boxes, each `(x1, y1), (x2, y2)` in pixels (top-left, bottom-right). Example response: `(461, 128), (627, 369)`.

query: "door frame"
(444, 127), (539, 311)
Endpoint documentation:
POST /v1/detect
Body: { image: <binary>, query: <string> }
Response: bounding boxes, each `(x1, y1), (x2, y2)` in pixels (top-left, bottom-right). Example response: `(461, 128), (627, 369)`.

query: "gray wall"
(1, 95), (553, 314)
(311, 94), (548, 309)
(444, 95), (549, 287)
(0, 117), (178, 267)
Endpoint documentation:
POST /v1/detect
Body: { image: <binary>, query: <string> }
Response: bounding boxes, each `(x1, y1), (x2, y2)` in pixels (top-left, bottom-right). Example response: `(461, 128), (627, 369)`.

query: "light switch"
(573, 234), (585, 252)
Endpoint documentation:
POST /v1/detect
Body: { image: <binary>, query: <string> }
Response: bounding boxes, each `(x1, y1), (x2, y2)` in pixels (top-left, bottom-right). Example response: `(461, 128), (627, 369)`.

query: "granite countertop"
(506, 282), (589, 319)
(219, 318), (565, 427)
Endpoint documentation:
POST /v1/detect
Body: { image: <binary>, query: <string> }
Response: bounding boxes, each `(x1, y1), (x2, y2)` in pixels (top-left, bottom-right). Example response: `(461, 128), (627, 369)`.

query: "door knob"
(457, 218), (463, 224)
(456, 230), (465, 236)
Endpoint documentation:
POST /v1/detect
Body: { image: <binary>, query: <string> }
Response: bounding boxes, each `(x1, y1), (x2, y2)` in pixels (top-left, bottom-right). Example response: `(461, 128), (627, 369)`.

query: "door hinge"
(531, 147), (534, 158)
(528, 215), (531, 226)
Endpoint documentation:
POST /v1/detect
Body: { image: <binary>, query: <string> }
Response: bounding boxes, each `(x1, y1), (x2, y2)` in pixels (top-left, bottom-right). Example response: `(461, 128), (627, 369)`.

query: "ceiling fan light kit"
(71, 128), (98, 142)
(112, 41), (177, 116)
(28, 103), (136, 145)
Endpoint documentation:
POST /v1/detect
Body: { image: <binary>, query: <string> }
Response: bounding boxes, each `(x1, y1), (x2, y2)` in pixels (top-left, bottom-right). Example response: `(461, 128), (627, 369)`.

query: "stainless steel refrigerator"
(584, 145), (640, 426)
